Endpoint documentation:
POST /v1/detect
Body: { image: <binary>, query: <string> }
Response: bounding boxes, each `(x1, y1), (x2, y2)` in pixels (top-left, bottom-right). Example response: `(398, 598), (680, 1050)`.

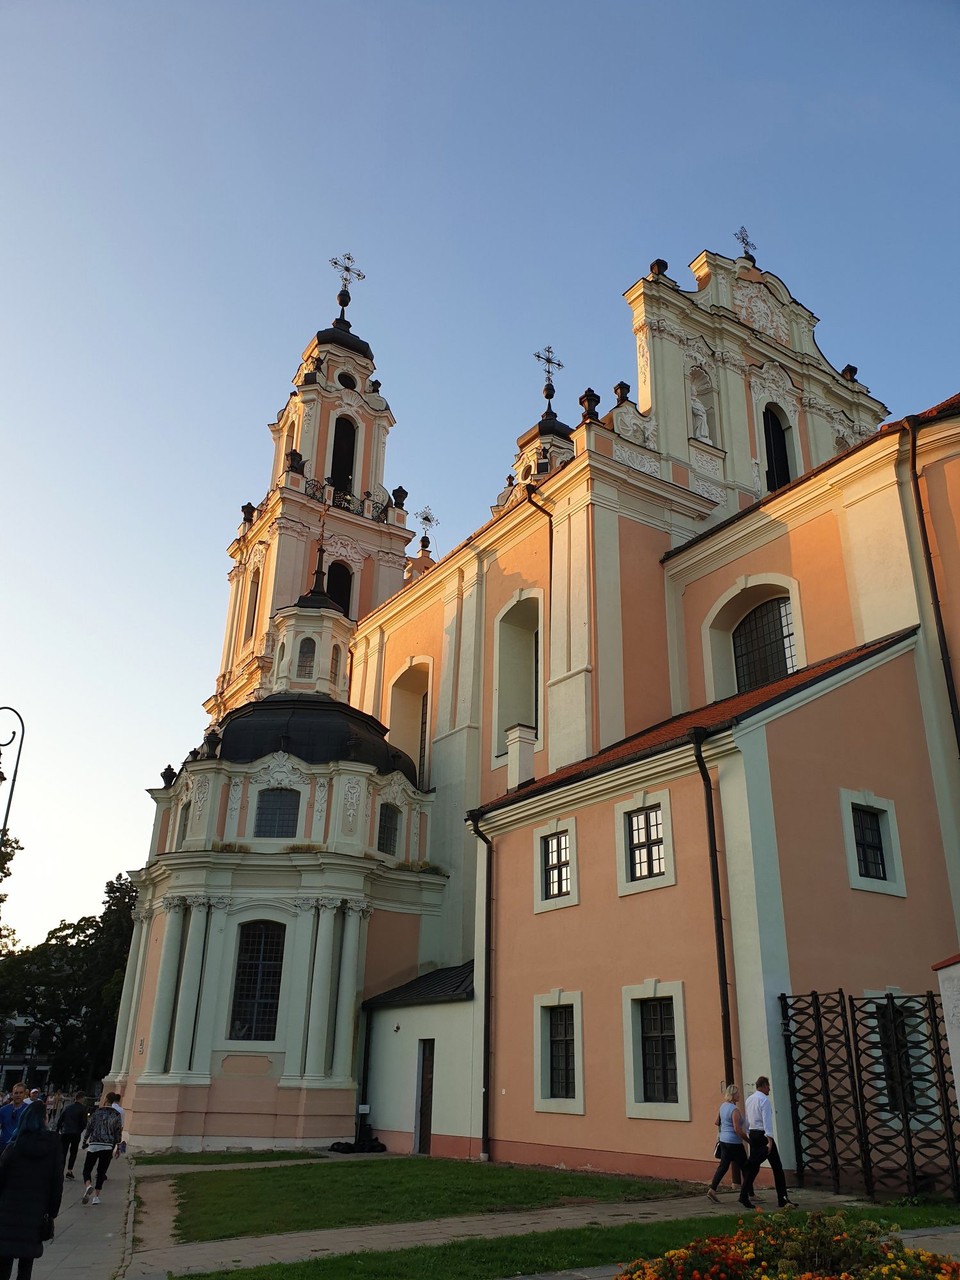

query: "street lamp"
(0, 707), (25, 845)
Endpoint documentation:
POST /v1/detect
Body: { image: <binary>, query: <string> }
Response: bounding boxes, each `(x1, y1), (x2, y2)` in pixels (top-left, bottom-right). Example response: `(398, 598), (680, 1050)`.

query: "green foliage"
(0, 873), (137, 1087)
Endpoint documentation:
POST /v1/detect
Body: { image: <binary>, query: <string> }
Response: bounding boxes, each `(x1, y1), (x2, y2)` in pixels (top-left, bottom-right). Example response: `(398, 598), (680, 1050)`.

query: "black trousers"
(744, 1129), (788, 1204)
(0, 1258), (34, 1280)
(82, 1148), (113, 1190)
(60, 1132), (80, 1171)
(710, 1140), (752, 1201)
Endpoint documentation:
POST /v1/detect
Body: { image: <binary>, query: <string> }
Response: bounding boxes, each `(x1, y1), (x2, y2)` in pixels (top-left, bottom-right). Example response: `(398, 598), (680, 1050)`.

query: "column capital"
(293, 896), (317, 914)
(344, 897), (373, 919)
(317, 896), (343, 913)
(209, 894), (233, 911)
(162, 895), (187, 913)
(185, 894), (210, 910)
(132, 908), (153, 924)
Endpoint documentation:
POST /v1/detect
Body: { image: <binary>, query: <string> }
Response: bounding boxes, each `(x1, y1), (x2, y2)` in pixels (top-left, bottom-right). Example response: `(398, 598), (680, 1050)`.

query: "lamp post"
(0, 1020), (13, 1094)
(0, 707), (25, 846)
(22, 1028), (39, 1085)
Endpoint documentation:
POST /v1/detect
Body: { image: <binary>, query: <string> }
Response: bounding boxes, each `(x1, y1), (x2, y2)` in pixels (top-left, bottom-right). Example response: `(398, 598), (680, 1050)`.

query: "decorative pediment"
(749, 362), (801, 419)
(325, 532), (365, 573)
(611, 402), (658, 451)
(251, 751), (311, 789)
(733, 280), (791, 346)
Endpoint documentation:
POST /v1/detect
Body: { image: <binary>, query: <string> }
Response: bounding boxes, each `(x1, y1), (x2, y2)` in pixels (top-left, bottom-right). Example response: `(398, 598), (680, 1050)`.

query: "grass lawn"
(171, 1157), (688, 1242)
(136, 1151), (327, 1167)
(177, 1203), (960, 1280)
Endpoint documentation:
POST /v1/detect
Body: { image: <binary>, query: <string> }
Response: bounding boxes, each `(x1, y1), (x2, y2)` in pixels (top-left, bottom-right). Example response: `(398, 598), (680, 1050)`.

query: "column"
(331, 898), (371, 1081)
(281, 898), (319, 1080)
(120, 908), (154, 1074)
(304, 898), (342, 1078)
(109, 909), (147, 1077)
(144, 896), (186, 1075)
(191, 896), (232, 1076)
(168, 896), (210, 1075)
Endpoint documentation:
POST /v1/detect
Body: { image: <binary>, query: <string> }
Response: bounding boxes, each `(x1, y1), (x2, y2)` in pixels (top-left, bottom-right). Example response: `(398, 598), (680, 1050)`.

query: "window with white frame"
(229, 920), (285, 1041)
(839, 789), (906, 897)
(296, 637), (316, 679)
(702, 576), (805, 703)
(377, 802), (401, 856)
(615, 790), (676, 896)
(534, 990), (584, 1114)
(621, 980), (690, 1120)
(533, 818), (579, 912)
(254, 787), (301, 839)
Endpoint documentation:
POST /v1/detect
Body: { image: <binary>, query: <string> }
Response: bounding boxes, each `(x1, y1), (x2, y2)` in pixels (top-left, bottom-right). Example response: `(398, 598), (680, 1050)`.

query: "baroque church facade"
(108, 248), (960, 1180)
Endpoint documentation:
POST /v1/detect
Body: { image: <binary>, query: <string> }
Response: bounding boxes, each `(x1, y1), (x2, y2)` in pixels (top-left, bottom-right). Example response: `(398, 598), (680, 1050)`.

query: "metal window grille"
(542, 832), (570, 899)
(875, 1000), (919, 1114)
(418, 691), (428, 786)
(378, 803), (400, 856)
(733, 597), (796, 692)
(296, 637), (316, 678)
(853, 805), (886, 880)
(549, 1005), (575, 1098)
(330, 644), (341, 686)
(627, 805), (664, 879)
(229, 920), (285, 1041)
(640, 997), (678, 1103)
(253, 787), (300, 839)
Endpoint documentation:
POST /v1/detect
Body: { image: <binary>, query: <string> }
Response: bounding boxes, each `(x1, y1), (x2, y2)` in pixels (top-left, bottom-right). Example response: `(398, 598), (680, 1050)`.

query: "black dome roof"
(218, 693), (416, 785)
(315, 317), (373, 362)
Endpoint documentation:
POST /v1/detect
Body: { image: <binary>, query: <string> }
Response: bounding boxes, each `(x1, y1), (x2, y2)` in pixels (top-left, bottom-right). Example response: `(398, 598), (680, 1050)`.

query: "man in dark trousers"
(55, 1093), (88, 1179)
(742, 1075), (797, 1209)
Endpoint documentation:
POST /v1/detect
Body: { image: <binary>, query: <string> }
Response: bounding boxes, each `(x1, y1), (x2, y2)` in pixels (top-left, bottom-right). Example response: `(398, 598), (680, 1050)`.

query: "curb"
(115, 1158), (139, 1280)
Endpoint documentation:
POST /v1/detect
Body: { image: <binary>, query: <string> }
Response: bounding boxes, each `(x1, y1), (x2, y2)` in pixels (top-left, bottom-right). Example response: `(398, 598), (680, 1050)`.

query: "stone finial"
(391, 485), (408, 510)
(241, 502), (256, 523)
(614, 381), (631, 405)
(579, 388), (601, 422)
(841, 364), (858, 382)
(160, 764), (177, 789)
(649, 259), (669, 277)
(285, 448), (306, 475)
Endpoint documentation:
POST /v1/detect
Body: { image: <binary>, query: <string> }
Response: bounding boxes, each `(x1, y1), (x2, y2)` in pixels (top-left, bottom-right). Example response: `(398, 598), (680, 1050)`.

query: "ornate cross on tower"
(534, 345), (563, 411)
(734, 226), (757, 259)
(330, 252), (366, 291)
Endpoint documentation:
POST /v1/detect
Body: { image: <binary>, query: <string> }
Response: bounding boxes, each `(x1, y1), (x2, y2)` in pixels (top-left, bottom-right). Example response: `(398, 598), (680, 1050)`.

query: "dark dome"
(218, 693), (416, 785)
(315, 318), (373, 362)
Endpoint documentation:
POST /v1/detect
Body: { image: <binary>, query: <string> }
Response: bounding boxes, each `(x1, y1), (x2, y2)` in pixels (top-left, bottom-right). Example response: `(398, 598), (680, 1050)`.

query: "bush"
(617, 1210), (960, 1280)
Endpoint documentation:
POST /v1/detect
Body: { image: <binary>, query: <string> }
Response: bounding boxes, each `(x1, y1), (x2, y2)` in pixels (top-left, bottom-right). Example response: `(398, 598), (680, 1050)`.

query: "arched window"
(244, 568), (261, 641)
(276, 642), (286, 671)
(296, 637), (316, 679)
(330, 644), (342, 687)
(327, 561), (353, 617)
(377, 803), (401, 856)
(254, 787), (300, 839)
(762, 404), (792, 492)
(388, 663), (430, 788)
(495, 597), (540, 756)
(176, 801), (191, 849)
(229, 920), (285, 1041)
(331, 417), (356, 493)
(732, 597), (796, 692)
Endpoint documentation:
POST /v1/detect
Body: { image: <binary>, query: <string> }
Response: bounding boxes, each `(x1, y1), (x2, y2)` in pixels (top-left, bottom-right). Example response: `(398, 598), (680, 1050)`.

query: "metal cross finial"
(330, 252), (366, 291)
(534, 346), (564, 382)
(734, 226), (757, 257)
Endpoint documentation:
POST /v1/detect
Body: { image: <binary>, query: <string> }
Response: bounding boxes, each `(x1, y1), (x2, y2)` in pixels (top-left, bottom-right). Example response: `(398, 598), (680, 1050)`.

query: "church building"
(108, 245), (960, 1185)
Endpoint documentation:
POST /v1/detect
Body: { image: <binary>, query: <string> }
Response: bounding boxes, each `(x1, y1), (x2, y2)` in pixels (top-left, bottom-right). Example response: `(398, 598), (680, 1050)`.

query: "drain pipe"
(903, 416), (960, 758)
(466, 808), (494, 1161)
(690, 727), (735, 1088)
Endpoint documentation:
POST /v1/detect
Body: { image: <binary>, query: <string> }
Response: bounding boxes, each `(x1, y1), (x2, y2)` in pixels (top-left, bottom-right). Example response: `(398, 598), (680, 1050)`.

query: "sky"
(1, 0), (957, 947)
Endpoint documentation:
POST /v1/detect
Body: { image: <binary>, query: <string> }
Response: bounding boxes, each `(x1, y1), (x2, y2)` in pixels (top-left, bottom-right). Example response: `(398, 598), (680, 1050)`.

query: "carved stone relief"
(251, 752), (311, 789)
(733, 280), (791, 346)
(691, 475), (725, 505)
(227, 777), (243, 821)
(611, 402), (658, 451)
(313, 779), (329, 835)
(342, 775), (364, 829)
(613, 440), (662, 479)
(690, 447), (723, 478)
(194, 776), (210, 818)
(378, 551), (407, 571)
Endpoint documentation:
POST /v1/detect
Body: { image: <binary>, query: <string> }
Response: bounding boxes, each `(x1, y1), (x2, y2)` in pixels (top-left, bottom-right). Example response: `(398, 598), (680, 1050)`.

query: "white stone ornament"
(611, 402), (658, 451)
(613, 440), (662, 479)
(252, 751), (311, 789)
(690, 447), (722, 478)
(194, 776), (210, 817)
(733, 280), (791, 346)
(227, 777), (243, 821)
(343, 775), (364, 826)
(324, 533), (365, 573)
(692, 475), (725, 505)
(313, 778), (329, 833)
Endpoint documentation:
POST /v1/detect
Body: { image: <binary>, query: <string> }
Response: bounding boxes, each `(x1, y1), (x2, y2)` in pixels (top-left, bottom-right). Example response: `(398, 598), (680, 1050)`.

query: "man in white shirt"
(742, 1075), (796, 1209)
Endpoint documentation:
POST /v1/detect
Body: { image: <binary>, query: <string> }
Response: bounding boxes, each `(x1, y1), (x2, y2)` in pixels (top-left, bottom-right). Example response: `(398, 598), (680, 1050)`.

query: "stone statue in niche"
(691, 395), (711, 442)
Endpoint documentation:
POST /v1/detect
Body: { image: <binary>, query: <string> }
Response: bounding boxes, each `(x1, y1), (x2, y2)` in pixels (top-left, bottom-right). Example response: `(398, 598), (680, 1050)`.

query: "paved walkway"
(36, 1157), (133, 1280)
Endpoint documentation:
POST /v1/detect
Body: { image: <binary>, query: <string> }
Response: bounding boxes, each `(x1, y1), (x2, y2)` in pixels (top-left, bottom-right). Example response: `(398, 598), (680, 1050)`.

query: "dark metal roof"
(314, 317), (374, 362)
(363, 960), (474, 1009)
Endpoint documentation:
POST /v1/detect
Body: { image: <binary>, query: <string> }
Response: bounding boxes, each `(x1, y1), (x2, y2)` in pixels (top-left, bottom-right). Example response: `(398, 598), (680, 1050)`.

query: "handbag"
(39, 1214), (54, 1243)
(713, 1139), (721, 1159)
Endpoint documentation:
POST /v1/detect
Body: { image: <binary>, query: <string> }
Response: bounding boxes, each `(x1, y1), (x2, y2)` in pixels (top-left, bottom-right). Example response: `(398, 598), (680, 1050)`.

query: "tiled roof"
(477, 628), (917, 816)
(363, 960), (474, 1009)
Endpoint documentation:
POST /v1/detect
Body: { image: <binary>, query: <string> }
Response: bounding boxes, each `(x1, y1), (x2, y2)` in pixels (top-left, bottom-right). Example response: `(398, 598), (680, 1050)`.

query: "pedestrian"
(706, 1084), (755, 1210)
(79, 1100), (122, 1206)
(55, 1093), (88, 1179)
(742, 1074), (797, 1209)
(0, 1087), (29, 1151)
(0, 1096), (63, 1280)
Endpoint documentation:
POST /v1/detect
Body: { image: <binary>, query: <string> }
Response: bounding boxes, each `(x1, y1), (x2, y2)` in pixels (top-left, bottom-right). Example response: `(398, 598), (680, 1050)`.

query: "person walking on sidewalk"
(0, 1086), (28, 1151)
(706, 1085), (755, 1210)
(79, 1101), (122, 1206)
(742, 1075), (796, 1209)
(55, 1093), (88, 1180)
(0, 1099), (63, 1280)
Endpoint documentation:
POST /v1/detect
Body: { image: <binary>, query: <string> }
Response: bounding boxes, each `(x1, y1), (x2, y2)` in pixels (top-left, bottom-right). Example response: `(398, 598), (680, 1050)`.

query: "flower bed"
(616, 1210), (960, 1280)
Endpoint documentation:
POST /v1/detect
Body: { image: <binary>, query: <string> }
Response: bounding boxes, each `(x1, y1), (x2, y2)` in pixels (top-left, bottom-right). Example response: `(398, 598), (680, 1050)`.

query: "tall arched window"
(732, 597), (796, 692)
(296, 637), (316, 679)
(331, 417), (357, 493)
(327, 561), (353, 617)
(495, 597), (540, 755)
(330, 644), (342, 688)
(229, 920), (285, 1041)
(244, 568), (261, 641)
(762, 404), (792, 492)
(254, 787), (300, 839)
(176, 801), (191, 849)
(377, 803), (401, 856)
(388, 663), (430, 788)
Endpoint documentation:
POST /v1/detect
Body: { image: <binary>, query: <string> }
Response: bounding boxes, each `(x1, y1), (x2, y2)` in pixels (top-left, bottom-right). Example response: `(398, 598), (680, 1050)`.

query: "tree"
(0, 833), (21, 951)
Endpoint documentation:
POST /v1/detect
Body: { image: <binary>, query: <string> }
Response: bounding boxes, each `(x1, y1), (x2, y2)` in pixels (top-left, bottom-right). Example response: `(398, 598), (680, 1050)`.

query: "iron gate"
(780, 990), (960, 1198)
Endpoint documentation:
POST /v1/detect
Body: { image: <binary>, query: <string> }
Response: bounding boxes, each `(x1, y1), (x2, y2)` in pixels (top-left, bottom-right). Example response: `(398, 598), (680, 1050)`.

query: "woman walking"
(80, 1099), (122, 1206)
(707, 1084), (755, 1210)
(0, 1100), (63, 1280)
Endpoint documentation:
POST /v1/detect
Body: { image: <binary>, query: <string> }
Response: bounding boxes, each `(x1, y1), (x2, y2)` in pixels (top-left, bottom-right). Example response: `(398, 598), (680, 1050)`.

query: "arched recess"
(762, 403), (793, 492)
(387, 660), (432, 788)
(689, 366), (719, 446)
(492, 592), (542, 759)
(244, 568), (261, 642)
(330, 417), (357, 493)
(701, 574), (805, 701)
(296, 637), (316, 679)
(327, 561), (353, 617)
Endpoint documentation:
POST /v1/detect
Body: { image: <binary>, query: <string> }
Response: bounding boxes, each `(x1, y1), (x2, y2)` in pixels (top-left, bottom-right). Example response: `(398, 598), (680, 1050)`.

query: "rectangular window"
(640, 997), (678, 1104)
(548, 1005), (575, 1098)
(229, 921), (286, 1041)
(542, 832), (570, 899)
(853, 805), (886, 880)
(876, 1002), (918, 1115)
(627, 805), (664, 880)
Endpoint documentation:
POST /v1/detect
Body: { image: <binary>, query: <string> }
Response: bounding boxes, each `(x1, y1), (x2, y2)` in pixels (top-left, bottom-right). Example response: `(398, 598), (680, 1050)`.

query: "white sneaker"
(91, 1196), (101, 1205)
(81, 1187), (92, 1205)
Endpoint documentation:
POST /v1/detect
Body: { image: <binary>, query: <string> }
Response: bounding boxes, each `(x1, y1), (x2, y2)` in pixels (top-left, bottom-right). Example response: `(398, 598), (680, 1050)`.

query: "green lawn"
(177, 1203), (960, 1280)
(136, 1151), (327, 1167)
(171, 1157), (688, 1242)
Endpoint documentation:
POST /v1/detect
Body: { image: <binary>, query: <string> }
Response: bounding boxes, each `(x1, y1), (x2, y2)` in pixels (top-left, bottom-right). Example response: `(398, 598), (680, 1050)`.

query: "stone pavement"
(35, 1156), (133, 1280)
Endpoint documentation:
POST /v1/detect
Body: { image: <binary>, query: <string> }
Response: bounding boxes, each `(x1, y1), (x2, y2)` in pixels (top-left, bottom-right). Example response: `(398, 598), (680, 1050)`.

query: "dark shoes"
(779, 1199), (798, 1209)
(739, 1197), (757, 1210)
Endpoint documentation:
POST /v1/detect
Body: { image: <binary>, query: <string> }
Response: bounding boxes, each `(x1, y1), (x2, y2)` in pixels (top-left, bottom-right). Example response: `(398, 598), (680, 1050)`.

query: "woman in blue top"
(707, 1084), (755, 1209)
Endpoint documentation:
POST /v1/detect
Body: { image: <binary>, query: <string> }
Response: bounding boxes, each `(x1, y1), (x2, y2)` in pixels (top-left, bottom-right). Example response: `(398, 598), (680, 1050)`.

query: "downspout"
(524, 485), (553, 565)
(690, 727), (735, 1088)
(903, 416), (960, 758)
(467, 809), (494, 1161)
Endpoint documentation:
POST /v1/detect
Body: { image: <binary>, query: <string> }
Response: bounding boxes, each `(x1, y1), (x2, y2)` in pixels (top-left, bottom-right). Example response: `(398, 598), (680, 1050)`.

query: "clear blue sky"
(1, 0), (957, 946)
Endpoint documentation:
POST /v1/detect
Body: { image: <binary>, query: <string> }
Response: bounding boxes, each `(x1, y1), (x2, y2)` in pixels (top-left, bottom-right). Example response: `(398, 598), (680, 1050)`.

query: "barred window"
(330, 644), (341, 687)
(229, 921), (285, 1041)
(296, 637), (316, 679)
(733, 597), (796, 692)
(876, 1001), (918, 1114)
(627, 806), (664, 880)
(640, 997), (678, 1103)
(254, 787), (300, 839)
(549, 1005), (576, 1098)
(853, 806), (886, 880)
(378, 803), (401, 856)
(542, 831), (570, 899)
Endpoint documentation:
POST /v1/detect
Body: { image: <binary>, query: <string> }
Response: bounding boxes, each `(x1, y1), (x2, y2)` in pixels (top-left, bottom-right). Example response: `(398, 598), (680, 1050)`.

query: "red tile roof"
(477, 628), (917, 816)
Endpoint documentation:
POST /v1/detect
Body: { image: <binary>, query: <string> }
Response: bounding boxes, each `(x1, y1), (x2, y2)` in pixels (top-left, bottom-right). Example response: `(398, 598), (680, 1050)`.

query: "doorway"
(415, 1038), (435, 1154)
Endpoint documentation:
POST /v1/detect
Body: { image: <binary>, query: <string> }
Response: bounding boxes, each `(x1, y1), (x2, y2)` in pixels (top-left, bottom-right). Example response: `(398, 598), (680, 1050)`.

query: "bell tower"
(205, 256), (414, 722)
